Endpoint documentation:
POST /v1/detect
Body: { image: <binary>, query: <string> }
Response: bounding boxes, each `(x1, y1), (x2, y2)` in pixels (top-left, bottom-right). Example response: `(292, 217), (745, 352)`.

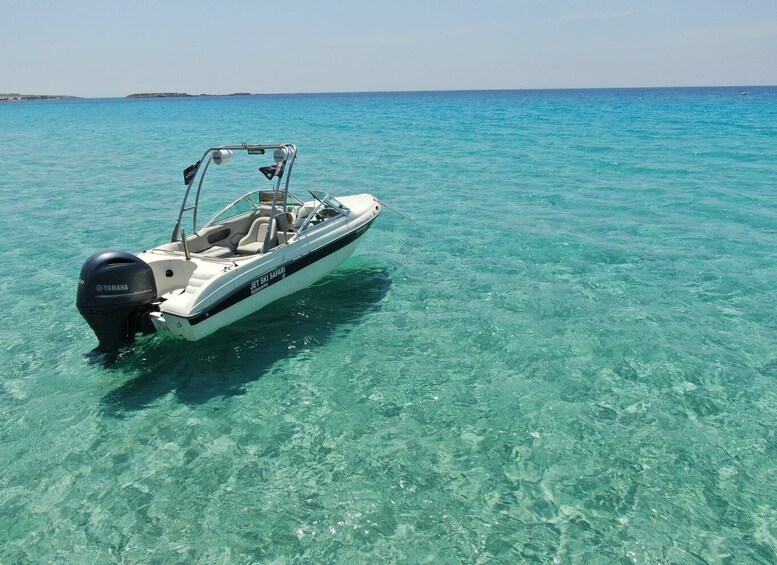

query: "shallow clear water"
(1, 89), (776, 563)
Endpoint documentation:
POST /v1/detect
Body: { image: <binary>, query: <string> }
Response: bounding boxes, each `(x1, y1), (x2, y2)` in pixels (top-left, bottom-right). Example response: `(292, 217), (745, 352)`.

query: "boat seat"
(273, 211), (294, 233)
(199, 245), (233, 258)
(236, 217), (276, 254)
(277, 231), (295, 245)
(294, 204), (316, 228)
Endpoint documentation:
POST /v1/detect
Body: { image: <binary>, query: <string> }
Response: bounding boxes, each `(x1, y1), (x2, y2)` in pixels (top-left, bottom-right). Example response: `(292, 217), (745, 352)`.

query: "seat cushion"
(236, 241), (264, 254)
(237, 220), (269, 254)
(200, 245), (233, 258)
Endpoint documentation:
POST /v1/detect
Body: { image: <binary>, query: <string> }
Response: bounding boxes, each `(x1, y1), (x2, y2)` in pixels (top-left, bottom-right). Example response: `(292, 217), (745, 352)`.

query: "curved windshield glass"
(308, 190), (350, 214)
(204, 190), (304, 227)
(297, 190), (351, 233)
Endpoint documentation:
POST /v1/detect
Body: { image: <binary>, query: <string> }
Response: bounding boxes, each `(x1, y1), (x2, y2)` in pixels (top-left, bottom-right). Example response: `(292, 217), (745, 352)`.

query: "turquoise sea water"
(1, 88), (776, 563)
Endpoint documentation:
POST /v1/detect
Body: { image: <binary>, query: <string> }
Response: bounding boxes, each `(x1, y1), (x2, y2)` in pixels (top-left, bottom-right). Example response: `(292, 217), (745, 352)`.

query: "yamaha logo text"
(96, 284), (129, 292)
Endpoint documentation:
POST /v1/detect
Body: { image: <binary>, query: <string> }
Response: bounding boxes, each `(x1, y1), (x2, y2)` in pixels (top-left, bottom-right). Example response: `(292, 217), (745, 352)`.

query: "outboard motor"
(76, 250), (158, 351)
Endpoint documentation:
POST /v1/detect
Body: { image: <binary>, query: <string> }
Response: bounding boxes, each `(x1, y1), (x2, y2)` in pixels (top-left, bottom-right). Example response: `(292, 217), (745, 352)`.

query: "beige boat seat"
(294, 204), (316, 228)
(236, 217), (276, 254)
(273, 212), (298, 245)
(273, 212), (290, 232)
(199, 245), (233, 258)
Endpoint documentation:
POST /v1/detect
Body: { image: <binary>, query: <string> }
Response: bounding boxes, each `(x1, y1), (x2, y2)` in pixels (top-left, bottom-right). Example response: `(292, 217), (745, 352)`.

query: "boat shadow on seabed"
(98, 265), (391, 416)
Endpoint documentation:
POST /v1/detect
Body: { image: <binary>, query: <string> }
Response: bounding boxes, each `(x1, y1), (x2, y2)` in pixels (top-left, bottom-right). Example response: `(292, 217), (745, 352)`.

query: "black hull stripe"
(187, 219), (375, 326)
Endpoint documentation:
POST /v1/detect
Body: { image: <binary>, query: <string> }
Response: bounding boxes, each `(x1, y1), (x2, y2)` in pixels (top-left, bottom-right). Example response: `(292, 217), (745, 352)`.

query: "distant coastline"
(1, 86), (773, 103)
(0, 92), (254, 102)
(0, 93), (79, 102)
(127, 92), (252, 98)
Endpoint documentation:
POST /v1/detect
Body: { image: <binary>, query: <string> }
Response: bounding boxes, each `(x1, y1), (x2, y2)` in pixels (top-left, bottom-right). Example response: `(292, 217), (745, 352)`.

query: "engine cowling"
(76, 250), (158, 351)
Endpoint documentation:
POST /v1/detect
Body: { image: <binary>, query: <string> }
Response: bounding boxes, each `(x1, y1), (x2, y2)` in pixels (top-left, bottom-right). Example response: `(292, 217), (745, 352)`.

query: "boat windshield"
(296, 190), (351, 233)
(308, 190), (350, 214)
(204, 190), (305, 228)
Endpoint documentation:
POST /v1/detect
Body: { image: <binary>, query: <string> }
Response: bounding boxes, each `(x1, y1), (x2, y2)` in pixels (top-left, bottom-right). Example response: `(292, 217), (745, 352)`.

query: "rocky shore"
(1, 92), (255, 102)
(127, 92), (253, 98)
(0, 93), (79, 101)
(126, 92), (192, 98)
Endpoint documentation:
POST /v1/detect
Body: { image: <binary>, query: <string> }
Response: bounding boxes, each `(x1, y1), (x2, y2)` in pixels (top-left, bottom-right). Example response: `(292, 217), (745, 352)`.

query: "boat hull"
(152, 219), (373, 341)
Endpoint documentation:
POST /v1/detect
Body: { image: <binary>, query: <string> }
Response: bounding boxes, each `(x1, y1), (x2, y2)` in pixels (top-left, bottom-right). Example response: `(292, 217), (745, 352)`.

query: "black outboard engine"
(76, 250), (158, 351)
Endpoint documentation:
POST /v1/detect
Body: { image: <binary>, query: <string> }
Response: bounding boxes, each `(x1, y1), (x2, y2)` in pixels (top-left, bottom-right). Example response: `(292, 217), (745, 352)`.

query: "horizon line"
(2, 84), (774, 100)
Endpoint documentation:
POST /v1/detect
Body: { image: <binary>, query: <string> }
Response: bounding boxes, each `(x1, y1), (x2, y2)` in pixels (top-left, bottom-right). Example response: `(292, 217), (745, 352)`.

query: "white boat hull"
(143, 195), (380, 341)
(155, 236), (360, 341)
(76, 141), (382, 352)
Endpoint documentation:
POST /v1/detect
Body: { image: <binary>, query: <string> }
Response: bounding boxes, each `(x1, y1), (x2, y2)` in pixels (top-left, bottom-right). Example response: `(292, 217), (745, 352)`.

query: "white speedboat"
(77, 143), (382, 351)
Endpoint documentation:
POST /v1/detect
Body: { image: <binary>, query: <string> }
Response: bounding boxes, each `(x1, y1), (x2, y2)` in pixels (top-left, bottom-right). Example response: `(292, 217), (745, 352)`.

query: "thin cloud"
(561, 10), (640, 23)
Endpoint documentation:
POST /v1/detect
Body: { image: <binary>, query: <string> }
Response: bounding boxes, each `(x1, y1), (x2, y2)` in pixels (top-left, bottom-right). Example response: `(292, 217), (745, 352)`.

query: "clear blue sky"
(1, 0), (775, 97)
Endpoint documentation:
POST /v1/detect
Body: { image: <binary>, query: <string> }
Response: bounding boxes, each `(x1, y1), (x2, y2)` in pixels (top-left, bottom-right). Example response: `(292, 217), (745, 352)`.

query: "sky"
(1, 0), (776, 97)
